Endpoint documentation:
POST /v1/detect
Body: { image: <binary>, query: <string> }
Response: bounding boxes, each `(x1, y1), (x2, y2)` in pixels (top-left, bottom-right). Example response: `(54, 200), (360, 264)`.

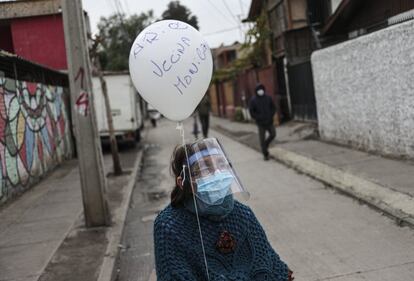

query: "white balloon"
(129, 20), (213, 121)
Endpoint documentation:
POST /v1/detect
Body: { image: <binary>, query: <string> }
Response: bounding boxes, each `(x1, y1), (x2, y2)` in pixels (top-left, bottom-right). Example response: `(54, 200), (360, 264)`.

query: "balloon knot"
(176, 122), (183, 130)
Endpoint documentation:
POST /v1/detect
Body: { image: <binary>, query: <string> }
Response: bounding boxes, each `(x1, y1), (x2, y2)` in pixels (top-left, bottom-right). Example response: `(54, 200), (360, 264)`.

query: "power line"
(207, 0), (236, 25)
(118, 0), (126, 15)
(108, 0), (130, 40)
(222, 0), (239, 24)
(113, 0), (124, 15)
(121, 0), (131, 15)
(239, 0), (245, 16)
(203, 26), (239, 36)
(241, 0), (250, 10)
(222, 0), (246, 43)
(105, 0), (116, 14)
(199, 0), (233, 27)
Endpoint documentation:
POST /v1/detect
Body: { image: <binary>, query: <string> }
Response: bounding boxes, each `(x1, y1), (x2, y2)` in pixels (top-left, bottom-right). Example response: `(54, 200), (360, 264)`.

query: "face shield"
(186, 138), (249, 205)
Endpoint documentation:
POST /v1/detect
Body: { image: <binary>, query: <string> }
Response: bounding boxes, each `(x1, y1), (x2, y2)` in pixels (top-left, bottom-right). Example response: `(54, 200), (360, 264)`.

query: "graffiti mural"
(0, 77), (72, 204)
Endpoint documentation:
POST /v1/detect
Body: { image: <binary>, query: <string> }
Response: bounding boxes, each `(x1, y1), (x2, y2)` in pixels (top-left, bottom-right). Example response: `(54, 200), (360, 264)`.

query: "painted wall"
(208, 84), (219, 116)
(11, 14), (67, 70)
(0, 25), (14, 53)
(0, 77), (73, 204)
(312, 20), (414, 158)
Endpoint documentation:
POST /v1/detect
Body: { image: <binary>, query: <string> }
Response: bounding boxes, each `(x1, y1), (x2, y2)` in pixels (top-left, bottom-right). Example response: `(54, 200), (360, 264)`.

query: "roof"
(0, 49), (68, 86)
(244, 0), (263, 22)
(212, 42), (242, 57)
(322, 0), (363, 35)
(0, 49), (65, 74)
(0, 0), (62, 20)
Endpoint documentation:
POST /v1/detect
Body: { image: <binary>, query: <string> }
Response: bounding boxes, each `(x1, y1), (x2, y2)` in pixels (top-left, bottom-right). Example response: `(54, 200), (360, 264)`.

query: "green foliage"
(243, 11), (272, 68)
(161, 1), (199, 30)
(96, 2), (199, 71)
(234, 107), (245, 122)
(212, 12), (271, 82)
(97, 11), (154, 71)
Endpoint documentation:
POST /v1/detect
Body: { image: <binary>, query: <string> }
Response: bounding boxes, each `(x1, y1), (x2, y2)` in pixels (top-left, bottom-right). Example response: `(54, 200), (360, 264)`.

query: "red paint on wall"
(11, 14), (67, 70)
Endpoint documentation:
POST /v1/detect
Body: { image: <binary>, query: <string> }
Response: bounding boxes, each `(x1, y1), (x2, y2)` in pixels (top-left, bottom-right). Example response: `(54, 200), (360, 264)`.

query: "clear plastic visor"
(187, 138), (249, 203)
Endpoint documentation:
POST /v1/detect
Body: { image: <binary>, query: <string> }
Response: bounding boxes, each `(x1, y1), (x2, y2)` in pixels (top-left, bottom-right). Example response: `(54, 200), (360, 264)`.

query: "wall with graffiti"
(0, 76), (73, 205)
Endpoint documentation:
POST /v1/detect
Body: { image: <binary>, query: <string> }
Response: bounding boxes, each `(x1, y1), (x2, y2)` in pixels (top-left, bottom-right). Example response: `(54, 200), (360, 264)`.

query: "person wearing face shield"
(154, 138), (293, 281)
(248, 83), (277, 160)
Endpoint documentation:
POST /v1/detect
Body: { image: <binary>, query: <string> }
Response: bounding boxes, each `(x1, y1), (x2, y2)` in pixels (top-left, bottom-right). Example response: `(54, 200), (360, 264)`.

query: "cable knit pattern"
(154, 201), (288, 281)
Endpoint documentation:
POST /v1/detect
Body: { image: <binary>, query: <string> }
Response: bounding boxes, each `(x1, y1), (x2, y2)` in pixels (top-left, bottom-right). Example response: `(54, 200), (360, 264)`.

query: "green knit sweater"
(154, 201), (288, 280)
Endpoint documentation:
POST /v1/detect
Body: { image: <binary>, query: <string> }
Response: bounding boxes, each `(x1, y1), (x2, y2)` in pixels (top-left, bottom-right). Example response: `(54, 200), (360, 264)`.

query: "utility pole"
(90, 36), (123, 176)
(62, 0), (110, 227)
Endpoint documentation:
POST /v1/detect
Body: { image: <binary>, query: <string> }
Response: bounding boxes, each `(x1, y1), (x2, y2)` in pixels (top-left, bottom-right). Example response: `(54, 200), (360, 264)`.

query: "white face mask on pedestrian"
(256, 89), (265, 96)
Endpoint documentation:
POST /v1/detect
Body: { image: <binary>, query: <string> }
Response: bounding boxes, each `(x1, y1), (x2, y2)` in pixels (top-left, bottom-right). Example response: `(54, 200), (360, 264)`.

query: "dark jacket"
(248, 94), (276, 126)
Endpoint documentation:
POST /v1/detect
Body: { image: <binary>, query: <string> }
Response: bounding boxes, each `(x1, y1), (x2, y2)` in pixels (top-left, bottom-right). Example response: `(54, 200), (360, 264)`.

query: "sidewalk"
(0, 143), (143, 281)
(211, 116), (414, 227)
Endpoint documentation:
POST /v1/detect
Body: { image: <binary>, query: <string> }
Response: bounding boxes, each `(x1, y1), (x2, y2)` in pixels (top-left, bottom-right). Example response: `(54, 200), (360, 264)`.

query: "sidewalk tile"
(0, 241), (59, 280)
(0, 217), (74, 248)
(18, 201), (81, 224)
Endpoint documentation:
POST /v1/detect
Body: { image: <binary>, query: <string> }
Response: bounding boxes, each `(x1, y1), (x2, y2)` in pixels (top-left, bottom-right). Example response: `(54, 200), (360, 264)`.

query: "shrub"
(234, 107), (245, 122)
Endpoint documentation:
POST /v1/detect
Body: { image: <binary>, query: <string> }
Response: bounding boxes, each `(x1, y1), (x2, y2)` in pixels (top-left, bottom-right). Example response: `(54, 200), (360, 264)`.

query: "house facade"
(209, 42), (244, 118)
(312, 0), (414, 158)
(246, 0), (338, 122)
(321, 0), (414, 46)
(0, 0), (91, 71)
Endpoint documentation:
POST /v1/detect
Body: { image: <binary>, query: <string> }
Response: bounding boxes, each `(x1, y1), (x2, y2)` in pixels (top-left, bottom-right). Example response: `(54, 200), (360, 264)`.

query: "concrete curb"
(269, 147), (414, 227)
(97, 148), (144, 281)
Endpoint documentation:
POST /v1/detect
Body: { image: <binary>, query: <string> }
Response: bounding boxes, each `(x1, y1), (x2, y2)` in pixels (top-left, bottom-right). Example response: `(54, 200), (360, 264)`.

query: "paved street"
(113, 120), (181, 281)
(115, 119), (414, 281)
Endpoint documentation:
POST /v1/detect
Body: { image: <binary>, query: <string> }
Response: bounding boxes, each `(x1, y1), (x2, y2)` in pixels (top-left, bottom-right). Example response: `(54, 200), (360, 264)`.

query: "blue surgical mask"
(195, 170), (234, 205)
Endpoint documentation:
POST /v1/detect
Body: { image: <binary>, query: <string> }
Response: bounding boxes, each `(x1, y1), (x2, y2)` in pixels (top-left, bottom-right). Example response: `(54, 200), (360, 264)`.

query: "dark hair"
(170, 144), (194, 208)
(170, 141), (212, 207)
(255, 83), (265, 92)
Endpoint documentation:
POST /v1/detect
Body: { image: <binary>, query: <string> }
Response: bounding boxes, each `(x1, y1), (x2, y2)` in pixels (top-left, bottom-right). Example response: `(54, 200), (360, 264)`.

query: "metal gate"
(287, 60), (317, 121)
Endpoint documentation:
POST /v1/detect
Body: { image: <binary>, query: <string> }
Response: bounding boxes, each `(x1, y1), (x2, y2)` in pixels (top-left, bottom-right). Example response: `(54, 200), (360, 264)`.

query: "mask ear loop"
(179, 165), (186, 190)
(176, 122), (210, 281)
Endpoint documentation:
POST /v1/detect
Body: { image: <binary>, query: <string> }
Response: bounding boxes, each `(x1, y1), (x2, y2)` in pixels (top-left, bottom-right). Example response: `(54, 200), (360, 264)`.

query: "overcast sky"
(82, 0), (252, 48)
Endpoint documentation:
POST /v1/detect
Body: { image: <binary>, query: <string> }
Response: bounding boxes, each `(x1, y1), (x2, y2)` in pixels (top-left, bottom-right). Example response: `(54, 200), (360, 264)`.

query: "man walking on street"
(249, 84), (276, 160)
(197, 94), (211, 138)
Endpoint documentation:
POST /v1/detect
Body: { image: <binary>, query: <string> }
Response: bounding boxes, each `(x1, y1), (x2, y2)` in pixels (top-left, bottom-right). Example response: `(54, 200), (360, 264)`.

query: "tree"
(89, 35), (123, 176)
(212, 11), (271, 82)
(97, 11), (154, 70)
(161, 1), (199, 30)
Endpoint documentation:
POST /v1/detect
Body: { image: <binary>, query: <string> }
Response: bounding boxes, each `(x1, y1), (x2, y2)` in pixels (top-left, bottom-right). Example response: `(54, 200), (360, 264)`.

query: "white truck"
(92, 72), (143, 144)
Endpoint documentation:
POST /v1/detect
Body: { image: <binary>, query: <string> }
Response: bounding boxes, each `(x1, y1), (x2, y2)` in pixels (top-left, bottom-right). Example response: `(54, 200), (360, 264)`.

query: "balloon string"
(177, 121), (210, 281)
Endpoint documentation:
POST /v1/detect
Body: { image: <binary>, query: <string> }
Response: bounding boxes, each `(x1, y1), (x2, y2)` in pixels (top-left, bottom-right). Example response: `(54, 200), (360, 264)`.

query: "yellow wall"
(289, 0), (307, 29)
(223, 81), (235, 118)
(208, 84), (219, 116)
